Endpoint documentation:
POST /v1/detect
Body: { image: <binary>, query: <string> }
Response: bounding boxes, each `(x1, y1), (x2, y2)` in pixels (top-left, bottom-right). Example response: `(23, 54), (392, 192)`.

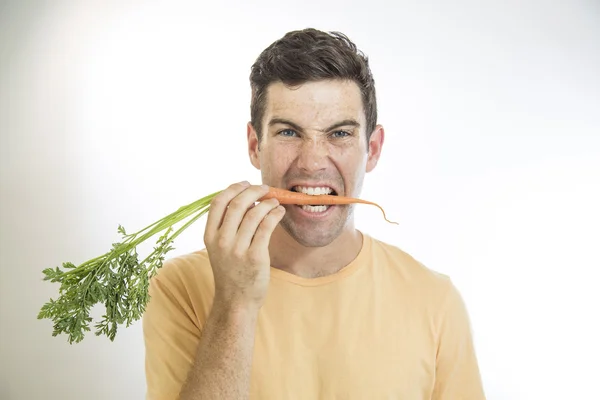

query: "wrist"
(212, 294), (262, 321)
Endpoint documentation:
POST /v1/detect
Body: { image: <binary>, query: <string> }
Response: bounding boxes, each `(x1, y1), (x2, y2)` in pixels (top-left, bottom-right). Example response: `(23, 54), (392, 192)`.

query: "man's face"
(247, 79), (383, 247)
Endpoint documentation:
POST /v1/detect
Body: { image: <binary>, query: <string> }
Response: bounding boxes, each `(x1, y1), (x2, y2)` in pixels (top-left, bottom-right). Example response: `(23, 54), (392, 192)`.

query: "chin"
(280, 215), (347, 248)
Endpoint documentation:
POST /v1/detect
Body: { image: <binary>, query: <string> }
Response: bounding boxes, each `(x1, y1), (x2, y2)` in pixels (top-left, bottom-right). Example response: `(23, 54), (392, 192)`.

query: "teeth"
(293, 186), (333, 195)
(302, 205), (329, 213)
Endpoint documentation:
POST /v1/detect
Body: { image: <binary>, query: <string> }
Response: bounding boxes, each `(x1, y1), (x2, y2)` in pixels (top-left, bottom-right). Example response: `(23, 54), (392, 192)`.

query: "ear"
(366, 124), (385, 173)
(247, 122), (261, 170)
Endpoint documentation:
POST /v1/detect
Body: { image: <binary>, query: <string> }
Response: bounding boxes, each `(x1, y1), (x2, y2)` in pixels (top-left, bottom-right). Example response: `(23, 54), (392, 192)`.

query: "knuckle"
(247, 250), (262, 264)
(269, 206), (284, 218)
(229, 197), (245, 210)
(211, 195), (225, 207)
(246, 205), (265, 220)
(229, 181), (247, 190)
(231, 247), (246, 260)
(263, 209), (283, 225)
(262, 210), (275, 221)
(216, 236), (229, 250)
(265, 198), (279, 207)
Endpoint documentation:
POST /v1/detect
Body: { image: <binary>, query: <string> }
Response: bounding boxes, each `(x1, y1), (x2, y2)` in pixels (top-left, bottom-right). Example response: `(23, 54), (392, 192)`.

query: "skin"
(179, 79), (385, 399)
(248, 79), (385, 278)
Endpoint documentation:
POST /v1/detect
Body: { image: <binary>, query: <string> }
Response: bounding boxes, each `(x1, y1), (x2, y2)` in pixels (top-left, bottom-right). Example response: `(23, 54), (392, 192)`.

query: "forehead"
(264, 80), (365, 128)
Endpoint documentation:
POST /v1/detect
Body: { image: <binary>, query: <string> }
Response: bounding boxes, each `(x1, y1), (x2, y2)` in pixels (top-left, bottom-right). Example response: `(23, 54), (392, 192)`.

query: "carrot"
(259, 186), (398, 225)
(38, 183), (398, 345)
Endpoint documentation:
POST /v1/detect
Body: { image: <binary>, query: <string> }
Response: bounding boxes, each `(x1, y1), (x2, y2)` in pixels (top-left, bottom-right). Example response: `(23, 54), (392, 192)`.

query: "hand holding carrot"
(203, 181), (286, 310)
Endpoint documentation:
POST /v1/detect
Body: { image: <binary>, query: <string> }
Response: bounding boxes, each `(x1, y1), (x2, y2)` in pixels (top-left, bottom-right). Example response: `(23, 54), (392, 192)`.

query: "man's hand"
(204, 181), (285, 310)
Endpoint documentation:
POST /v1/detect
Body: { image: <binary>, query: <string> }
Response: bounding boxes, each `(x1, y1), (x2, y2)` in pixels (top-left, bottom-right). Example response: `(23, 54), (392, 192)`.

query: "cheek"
(278, 143), (298, 160)
(331, 145), (367, 169)
(262, 145), (295, 173)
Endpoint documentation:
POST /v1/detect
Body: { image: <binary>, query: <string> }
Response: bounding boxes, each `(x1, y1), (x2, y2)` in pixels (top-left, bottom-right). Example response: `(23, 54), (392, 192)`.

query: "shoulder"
(368, 235), (456, 302)
(145, 249), (216, 327)
(368, 235), (469, 329)
(370, 236), (452, 285)
(151, 249), (214, 292)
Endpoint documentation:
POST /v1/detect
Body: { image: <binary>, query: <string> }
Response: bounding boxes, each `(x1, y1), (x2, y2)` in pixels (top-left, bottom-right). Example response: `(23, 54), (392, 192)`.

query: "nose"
(296, 137), (329, 173)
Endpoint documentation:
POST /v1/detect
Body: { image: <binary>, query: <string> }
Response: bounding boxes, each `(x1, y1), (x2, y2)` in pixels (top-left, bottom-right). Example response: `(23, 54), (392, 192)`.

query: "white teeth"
(293, 186), (333, 195)
(302, 205), (329, 213)
(292, 186), (334, 213)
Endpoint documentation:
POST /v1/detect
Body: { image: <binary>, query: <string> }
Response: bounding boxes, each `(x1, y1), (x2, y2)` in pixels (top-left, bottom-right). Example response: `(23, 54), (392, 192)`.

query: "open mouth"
(290, 185), (338, 213)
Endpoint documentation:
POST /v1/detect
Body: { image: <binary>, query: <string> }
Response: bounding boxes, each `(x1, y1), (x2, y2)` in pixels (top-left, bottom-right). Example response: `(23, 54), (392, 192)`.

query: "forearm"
(179, 300), (259, 400)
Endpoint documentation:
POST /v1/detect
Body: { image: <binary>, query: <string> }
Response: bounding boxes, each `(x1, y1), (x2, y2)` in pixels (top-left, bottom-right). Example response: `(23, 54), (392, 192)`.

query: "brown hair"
(249, 28), (377, 144)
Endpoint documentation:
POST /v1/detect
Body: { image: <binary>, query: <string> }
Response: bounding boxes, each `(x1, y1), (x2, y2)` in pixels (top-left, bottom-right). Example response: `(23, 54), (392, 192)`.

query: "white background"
(1, 1), (599, 399)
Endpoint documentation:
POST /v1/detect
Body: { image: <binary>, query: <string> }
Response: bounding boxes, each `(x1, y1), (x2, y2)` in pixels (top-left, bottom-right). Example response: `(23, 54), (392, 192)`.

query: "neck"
(268, 224), (363, 279)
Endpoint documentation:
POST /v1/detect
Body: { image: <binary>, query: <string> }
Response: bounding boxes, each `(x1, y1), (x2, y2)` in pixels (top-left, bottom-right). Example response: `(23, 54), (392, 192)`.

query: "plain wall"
(1, 0), (599, 399)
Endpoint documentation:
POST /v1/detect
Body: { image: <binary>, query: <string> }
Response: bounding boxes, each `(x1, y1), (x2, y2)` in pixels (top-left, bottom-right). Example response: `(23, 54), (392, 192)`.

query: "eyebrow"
(268, 118), (360, 132)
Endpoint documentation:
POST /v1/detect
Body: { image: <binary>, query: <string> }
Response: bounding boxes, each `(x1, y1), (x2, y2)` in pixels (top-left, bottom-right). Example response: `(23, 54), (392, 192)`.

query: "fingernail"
(241, 181), (250, 186)
(261, 184), (269, 190)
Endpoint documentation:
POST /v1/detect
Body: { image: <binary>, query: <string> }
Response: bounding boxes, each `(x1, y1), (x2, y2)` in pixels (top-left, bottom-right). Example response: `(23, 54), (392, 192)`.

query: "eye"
(277, 129), (298, 137)
(331, 130), (351, 138)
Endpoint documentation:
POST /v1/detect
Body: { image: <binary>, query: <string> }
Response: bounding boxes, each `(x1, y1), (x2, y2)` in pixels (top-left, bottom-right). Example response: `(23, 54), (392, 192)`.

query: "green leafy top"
(38, 190), (221, 344)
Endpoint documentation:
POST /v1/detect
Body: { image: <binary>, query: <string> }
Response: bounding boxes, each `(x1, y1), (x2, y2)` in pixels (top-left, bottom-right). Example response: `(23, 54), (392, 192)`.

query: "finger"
(250, 205), (286, 250)
(205, 181), (250, 240)
(234, 198), (280, 251)
(219, 184), (270, 238)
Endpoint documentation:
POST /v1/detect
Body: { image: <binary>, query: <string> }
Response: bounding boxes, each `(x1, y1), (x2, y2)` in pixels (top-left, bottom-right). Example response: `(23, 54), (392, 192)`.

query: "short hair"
(249, 28), (377, 143)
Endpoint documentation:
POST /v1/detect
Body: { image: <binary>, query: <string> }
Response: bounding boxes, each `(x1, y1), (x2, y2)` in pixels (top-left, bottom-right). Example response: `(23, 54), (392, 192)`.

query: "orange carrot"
(259, 186), (398, 225)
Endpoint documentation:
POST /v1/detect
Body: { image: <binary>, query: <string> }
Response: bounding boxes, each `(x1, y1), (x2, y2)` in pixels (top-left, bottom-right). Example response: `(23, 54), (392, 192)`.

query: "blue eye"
(332, 130), (350, 138)
(279, 129), (298, 137)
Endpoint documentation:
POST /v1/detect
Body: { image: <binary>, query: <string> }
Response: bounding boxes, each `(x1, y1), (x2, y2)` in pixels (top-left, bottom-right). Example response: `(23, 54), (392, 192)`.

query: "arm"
(178, 300), (259, 400)
(432, 281), (486, 399)
(143, 279), (261, 400)
(144, 182), (284, 400)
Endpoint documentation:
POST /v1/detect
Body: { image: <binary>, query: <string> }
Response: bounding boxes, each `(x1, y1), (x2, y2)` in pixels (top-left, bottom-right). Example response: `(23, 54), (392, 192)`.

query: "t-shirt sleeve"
(432, 280), (486, 399)
(142, 271), (202, 400)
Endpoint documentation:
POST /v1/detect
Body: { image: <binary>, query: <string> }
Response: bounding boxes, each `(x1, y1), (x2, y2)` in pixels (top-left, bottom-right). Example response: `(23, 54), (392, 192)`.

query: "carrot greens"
(37, 190), (222, 344)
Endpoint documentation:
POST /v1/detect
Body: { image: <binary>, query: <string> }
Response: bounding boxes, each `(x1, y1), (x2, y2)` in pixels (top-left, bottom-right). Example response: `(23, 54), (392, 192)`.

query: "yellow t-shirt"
(143, 232), (485, 399)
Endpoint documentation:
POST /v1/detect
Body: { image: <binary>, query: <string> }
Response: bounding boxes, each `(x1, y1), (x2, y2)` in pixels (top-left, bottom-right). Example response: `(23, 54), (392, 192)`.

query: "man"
(143, 28), (485, 399)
